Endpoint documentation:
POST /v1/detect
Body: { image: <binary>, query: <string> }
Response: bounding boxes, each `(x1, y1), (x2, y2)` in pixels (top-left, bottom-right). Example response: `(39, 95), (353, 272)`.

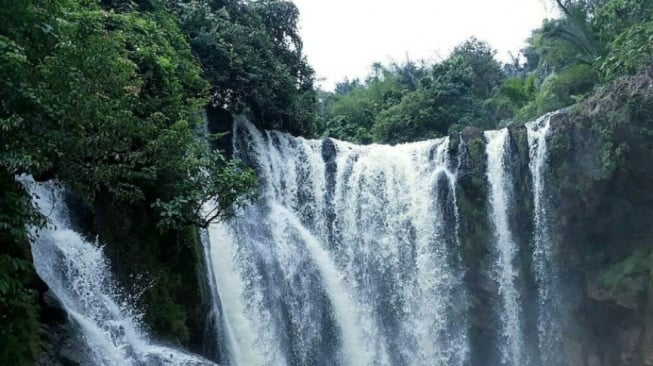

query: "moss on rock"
(65, 189), (212, 356)
(538, 69), (653, 365)
(588, 248), (652, 309)
(0, 171), (43, 365)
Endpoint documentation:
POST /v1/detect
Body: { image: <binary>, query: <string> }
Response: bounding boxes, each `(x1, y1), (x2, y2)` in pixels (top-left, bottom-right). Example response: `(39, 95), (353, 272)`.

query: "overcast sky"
(291, 0), (556, 90)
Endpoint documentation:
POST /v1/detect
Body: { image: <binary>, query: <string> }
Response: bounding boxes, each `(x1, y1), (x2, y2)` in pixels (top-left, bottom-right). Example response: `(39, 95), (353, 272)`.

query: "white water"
(485, 129), (523, 365)
(205, 117), (468, 366)
(270, 202), (374, 365)
(199, 226), (243, 366)
(25, 179), (217, 366)
(526, 114), (561, 364)
(16, 110), (571, 365)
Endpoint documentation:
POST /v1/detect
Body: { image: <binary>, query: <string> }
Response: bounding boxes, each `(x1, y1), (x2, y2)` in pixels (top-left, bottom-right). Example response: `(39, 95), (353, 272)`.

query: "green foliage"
(601, 21), (653, 79)
(447, 38), (505, 100)
(1, 0), (257, 227)
(0, 254), (40, 364)
(152, 136), (258, 229)
(531, 64), (598, 115)
(372, 89), (444, 144)
(0, 0), (270, 356)
(485, 76), (536, 122)
(1, 0), (652, 357)
(322, 88), (377, 142)
(166, 0), (317, 135)
(35, 4), (209, 203)
(593, 0), (653, 42)
(0, 172), (43, 365)
(318, 39), (505, 144)
(590, 247), (653, 308)
(318, 0), (653, 138)
(318, 61), (424, 143)
(549, 1), (605, 67)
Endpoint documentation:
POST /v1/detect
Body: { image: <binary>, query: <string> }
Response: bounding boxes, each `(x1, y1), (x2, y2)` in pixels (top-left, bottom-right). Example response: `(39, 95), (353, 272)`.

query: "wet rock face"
(206, 105), (235, 156)
(452, 129), (500, 365)
(42, 290), (67, 324)
(37, 321), (91, 366)
(36, 287), (90, 366)
(641, 287), (653, 366)
(542, 80), (653, 365)
(450, 97), (653, 365)
(321, 138), (338, 244)
(321, 137), (338, 196)
(321, 137), (337, 163)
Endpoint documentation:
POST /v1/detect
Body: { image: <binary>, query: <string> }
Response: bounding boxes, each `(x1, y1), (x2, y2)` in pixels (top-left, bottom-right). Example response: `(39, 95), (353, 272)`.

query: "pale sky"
(292, 0), (557, 90)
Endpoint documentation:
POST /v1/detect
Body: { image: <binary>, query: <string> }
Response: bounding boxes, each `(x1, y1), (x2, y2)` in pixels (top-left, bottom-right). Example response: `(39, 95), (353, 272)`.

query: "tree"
(448, 38), (505, 100)
(316, 59), (429, 143)
(372, 39), (504, 143)
(166, 0), (317, 135)
(1, 0), (259, 229)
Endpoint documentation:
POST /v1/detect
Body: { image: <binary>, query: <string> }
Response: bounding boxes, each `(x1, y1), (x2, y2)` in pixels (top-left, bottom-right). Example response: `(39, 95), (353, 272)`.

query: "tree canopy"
(0, 0), (310, 361)
(317, 0), (653, 144)
(0, 0), (317, 229)
(167, 0), (317, 135)
(317, 38), (507, 144)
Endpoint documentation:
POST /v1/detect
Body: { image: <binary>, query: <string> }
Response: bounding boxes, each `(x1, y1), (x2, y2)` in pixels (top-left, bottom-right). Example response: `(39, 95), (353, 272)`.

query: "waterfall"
(526, 114), (561, 364)
(24, 178), (217, 366)
(485, 129), (523, 365)
(16, 111), (574, 365)
(199, 227), (243, 366)
(205, 117), (468, 366)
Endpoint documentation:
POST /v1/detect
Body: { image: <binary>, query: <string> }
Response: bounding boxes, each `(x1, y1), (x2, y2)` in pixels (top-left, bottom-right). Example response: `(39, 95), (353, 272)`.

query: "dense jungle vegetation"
(0, 0), (311, 363)
(316, 0), (653, 144)
(0, 0), (652, 363)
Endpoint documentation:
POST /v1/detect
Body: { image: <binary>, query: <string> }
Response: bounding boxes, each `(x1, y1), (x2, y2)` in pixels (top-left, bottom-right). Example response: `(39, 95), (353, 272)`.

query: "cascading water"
(24, 178), (217, 366)
(485, 129), (523, 365)
(526, 114), (561, 364)
(199, 227), (243, 366)
(205, 117), (468, 366)
(18, 112), (569, 365)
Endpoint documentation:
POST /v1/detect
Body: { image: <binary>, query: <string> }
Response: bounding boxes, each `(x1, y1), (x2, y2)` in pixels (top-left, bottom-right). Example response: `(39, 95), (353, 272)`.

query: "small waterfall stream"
(25, 179), (217, 366)
(485, 129), (523, 365)
(526, 114), (562, 364)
